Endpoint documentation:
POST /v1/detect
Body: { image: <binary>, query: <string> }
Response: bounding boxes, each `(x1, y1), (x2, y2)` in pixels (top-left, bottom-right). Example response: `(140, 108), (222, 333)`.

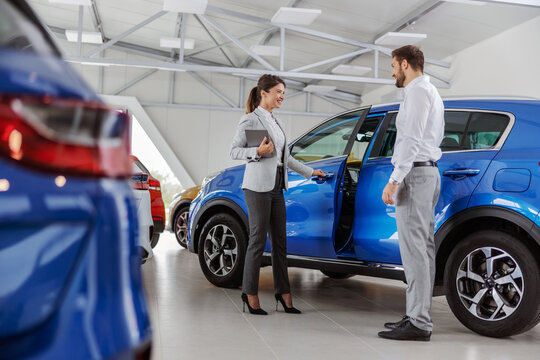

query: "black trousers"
(242, 166), (290, 295)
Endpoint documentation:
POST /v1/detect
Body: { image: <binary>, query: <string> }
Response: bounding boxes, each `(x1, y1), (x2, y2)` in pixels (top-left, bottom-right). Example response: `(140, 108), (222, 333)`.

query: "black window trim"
(368, 109), (516, 159)
(289, 105), (372, 163)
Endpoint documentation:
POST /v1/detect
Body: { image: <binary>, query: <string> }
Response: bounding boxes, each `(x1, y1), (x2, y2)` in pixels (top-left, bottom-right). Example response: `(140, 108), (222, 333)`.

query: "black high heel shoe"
(275, 294), (301, 314)
(241, 293), (267, 315)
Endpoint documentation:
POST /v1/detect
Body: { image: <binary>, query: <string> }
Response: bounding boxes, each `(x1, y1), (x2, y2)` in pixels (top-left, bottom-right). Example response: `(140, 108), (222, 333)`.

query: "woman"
(230, 74), (325, 315)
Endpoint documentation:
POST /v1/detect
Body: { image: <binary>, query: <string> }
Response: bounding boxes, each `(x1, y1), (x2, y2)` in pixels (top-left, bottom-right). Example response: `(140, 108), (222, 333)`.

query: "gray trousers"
(395, 165), (440, 332)
(242, 166), (290, 295)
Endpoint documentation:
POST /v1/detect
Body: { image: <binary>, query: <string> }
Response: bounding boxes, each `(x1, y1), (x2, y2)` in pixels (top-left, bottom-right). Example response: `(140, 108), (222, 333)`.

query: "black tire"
(150, 232), (160, 248)
(173, 205), (190, 248)
(198, 213), (247, 288)
(444, 230), (540, 337)
(320, 270), (354, 279)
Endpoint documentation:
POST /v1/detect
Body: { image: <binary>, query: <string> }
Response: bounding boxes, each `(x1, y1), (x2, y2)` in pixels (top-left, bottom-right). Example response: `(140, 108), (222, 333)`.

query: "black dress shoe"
(378, 320), (431, 341)
(384, 315), (409, 329)
(241, 293), (268, 315)
(275, 294), (301, 314)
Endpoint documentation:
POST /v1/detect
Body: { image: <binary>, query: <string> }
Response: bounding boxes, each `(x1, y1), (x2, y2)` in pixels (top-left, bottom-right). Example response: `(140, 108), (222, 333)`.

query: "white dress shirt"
(258, 106), (285, 166)
(390, 75), (444, 183)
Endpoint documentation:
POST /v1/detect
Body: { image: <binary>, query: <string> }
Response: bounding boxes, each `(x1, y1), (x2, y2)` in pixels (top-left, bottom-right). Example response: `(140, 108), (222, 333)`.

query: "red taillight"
(149, 178), (161, 191)
(0, 95), (131, 177)
(131, 173), (149, 190)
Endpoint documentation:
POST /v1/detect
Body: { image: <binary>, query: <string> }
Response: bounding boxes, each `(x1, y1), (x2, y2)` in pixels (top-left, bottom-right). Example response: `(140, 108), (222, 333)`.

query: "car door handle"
(443, 169), (481, 178)
(311, 172), (334, 183)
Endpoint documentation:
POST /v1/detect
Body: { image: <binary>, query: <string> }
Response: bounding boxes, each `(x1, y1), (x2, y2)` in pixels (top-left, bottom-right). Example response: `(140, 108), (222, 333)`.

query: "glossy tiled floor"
(142, 232), (540, 360)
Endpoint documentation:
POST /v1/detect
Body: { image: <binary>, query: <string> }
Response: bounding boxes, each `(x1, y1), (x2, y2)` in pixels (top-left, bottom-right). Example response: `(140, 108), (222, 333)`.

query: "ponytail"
(245, 86), (260, 114)
(244, 74), (286, 114)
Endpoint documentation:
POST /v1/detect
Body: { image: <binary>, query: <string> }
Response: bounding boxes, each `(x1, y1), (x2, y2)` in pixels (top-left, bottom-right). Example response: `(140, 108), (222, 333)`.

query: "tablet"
(245, 129), (270, 147)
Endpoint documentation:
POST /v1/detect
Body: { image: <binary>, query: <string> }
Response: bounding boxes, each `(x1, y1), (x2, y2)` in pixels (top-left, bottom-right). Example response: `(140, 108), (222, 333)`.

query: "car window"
(465, 112), (509, 149)
(291, 109), (368, 163)
(441, 111), (468, 151)
(0, 2), (55, 55)
(375, 113), (397, 157)
(374, 110), (510, 157)
(349, 116), (384, 161)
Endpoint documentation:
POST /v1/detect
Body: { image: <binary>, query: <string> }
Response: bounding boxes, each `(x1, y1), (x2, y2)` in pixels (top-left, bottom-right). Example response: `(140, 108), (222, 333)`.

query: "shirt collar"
(404, 74), (430, 94)
(257, 106), (273, 120)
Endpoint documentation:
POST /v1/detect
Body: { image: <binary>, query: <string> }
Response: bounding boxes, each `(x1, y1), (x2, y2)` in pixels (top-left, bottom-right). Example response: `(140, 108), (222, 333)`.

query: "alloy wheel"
(202, 224), (238, 277)
(456, 246), (524, 321)
(175, 210), (189, 247)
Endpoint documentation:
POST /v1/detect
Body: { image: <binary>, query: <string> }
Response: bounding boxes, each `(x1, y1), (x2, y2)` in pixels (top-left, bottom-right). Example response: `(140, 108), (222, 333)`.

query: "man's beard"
(394, 70), (405, 88)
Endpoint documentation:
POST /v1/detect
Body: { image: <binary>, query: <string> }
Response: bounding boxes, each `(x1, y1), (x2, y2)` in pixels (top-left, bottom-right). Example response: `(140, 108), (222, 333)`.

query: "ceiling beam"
(289, 48), (372, 73)
(232, 74), (362, 103)
(311, 93), (350, 110)
(482, 0), (540, 8)
(372, 0), (443, 42)
(88, 0), (104, 41)
(77, 5), (83, 56)
(111, 69), (159, 95)
(186, 27), (273, 58)
(206, 5), (449, 68)
(86, 10), (167, 58)
(194, 14), (236, 67)
(241, 0), (301, 68)
(188, 72), (237, 107)
(64, 56), (455, 88)
(306, 0), (446, 86)
(140, 101), (333, 117)
(199, 15), (276, 71)
(49, 25), (230, 67)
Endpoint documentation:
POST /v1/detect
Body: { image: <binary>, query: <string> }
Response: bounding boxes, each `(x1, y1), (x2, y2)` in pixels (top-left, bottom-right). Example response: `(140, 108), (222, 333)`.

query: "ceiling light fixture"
(374, 32), (427, 47)
(65, 30), (103, 44)
(48, 0), (91, 5)
(331, 64), (372, 76)
(271, 7), (321, 25)
(303, 85), (336, 93)
(444, 0), (487, 5)
(488, 0), (539, 6)
(160, 37), (195, 49)
(163, 0), (208, 14)
(250, 45), (281, 57)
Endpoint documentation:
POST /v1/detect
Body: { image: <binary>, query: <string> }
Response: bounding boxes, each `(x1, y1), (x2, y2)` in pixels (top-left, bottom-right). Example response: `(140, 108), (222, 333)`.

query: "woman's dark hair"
(391, 45), (424, 72)
(245, 74), (286, 114)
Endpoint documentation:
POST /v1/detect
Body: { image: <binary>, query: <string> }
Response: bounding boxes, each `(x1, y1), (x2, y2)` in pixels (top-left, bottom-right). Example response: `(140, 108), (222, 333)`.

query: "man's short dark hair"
(392, 45), (424, 72)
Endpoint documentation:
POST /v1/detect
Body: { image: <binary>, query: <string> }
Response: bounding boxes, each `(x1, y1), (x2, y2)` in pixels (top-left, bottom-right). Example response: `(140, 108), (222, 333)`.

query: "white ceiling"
(27, 0), (540, 98)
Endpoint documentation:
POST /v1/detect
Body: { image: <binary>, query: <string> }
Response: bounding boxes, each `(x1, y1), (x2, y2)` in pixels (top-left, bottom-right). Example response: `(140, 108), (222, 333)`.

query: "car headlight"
(201, 170), (224, 189)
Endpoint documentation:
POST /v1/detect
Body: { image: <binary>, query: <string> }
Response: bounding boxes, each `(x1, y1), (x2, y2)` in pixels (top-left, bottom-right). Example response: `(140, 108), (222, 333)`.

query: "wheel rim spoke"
(456, 246), (524, 322)
(204, 250), (219, 268)
(203, 224), (238, 277)
(175, 211), (190, 245)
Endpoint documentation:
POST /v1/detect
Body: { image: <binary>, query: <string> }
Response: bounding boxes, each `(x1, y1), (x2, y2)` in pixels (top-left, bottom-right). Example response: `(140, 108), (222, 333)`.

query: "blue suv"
(189, 98), (540, 338)
(0, 1), (151, 358)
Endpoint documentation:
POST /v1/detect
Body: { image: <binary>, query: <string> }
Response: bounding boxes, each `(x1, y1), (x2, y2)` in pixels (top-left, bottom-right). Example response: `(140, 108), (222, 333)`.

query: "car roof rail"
(441, 95), (540, 101)
(370, 95), (540, 109)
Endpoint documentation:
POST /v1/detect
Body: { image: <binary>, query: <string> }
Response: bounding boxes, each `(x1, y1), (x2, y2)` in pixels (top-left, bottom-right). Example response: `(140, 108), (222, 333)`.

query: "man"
(378, 45), (444, 341)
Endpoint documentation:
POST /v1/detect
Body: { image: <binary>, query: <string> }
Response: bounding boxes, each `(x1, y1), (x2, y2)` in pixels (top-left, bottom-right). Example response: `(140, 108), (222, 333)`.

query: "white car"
(131, 173), (153, 262)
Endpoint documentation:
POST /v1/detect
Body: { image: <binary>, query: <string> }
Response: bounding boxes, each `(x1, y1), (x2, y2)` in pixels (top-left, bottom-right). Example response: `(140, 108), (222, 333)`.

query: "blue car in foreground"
(189, 97), (540, 338)
(0, 1), (151, 358)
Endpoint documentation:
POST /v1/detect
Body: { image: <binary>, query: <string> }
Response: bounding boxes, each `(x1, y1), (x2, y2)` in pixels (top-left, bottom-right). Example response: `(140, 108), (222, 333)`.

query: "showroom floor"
(142, 232), (540, 360)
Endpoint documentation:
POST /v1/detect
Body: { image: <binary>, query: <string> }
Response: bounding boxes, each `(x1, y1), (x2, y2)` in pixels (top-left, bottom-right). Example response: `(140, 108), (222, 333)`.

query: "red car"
(130, 155), (165, 248)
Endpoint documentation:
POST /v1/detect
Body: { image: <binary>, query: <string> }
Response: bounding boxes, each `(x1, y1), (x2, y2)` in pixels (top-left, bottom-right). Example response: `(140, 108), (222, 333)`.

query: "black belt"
(413, 161), (438, 167)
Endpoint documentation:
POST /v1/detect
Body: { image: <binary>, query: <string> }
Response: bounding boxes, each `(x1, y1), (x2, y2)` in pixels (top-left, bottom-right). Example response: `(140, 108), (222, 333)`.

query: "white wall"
(63, 42), (350, 185)
(361, 14), (540, 105)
